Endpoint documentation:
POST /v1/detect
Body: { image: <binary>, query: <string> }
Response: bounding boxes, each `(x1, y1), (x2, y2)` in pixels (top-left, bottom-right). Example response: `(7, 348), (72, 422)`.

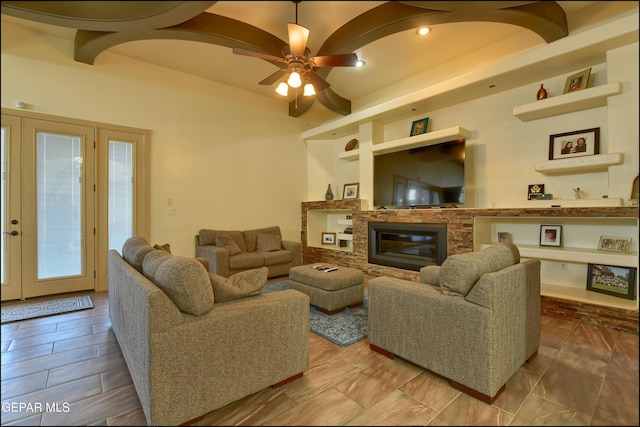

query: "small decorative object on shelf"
(344, 227), (353, 234)
(539, 225), (562, 247)
(587, 263), (636, 300)
(573, 187), (582, 199)
(345, 138), (358, 151)
(536, 84), (548, 100)
(630, 175), (639, 205)
(563, 67), (591, 94)
(528, 183), (544, 200)
(409, 117), (429, 136)
(325, 184), (334, 201)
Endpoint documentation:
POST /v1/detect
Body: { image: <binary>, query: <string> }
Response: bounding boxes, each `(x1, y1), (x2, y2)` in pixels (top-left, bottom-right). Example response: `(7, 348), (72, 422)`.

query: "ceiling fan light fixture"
(275, 82), (289, 96)
(303, 83), (316, 96)
(417, 26), (431, 36)
(288, 71), (302, 88)
(356, 59), (366, 67)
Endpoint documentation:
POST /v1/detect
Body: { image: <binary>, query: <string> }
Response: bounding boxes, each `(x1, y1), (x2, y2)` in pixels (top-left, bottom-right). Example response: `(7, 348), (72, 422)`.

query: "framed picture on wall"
(343, 183), (360, 199)
(563, 68), (591, 93)
(549, 128), (599, 160)
(497, 232), (512, 243)
(409, 117), (429, 136)
(322, 232), (336, 245)
(587, 263), (636, 300)
(539, 225), (562, 247)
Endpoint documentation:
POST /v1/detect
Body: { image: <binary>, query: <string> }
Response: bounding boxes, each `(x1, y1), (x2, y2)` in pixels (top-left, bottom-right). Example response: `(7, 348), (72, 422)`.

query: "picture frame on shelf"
(539, 225), (562, 247)
(343, 182), (359, 199)
(587, 263), (636, 300)
(409, 117), (429, 136)
(549, 127), (599, 160)
(321, 232), (336, 245)
(563, 68), (591, 94)
(497, 232), (512, 243)
(598, 236), (632, 253)
(528, 183), (544, 200)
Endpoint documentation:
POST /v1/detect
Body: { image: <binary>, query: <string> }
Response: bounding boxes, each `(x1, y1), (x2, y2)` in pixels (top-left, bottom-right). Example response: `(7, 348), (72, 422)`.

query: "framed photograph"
(343, 182), (359, 199)
(528, 183), (545, 200)
(410, 117), (429, 136)
(587, 264), (636, 300)
(598, 236), (632, 253)
(321, 232), (336, 245)
(549, 127), (599, 160)
(539, 225), (562, 247)
(563, 68), (591, 94)
(497, 232), (512, 243)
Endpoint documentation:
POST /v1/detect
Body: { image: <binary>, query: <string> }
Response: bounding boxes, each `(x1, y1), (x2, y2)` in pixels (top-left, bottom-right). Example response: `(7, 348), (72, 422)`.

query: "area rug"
(262, 281), (368, 347)
(1, 295), (94, 324)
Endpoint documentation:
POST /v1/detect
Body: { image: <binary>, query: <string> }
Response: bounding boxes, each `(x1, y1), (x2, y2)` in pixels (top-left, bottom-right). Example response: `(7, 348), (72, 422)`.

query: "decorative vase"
(325, 184), (334, 201)
(536, 84), (548, 100)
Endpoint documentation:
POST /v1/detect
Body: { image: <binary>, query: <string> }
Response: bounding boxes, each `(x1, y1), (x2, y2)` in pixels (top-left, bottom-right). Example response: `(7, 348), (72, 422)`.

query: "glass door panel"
(22, 118), (95, 298)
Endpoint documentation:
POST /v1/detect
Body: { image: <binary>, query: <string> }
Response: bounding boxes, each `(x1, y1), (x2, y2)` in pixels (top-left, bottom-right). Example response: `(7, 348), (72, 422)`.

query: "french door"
(2, 116), (96, 299)
(2, 111), (149, 301)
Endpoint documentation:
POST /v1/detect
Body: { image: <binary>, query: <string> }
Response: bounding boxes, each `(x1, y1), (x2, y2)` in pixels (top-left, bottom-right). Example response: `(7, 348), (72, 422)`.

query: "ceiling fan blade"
(258, 69), (288, 86)
(288, 23), (309, 56)
(232, 47), (284, 63)
(312, 53), (359, 67)
(305, 70), (331, 92)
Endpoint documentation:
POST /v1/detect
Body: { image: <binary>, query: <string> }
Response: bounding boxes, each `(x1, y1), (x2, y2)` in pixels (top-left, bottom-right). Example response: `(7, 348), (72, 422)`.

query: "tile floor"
(1, 287), (638, 426)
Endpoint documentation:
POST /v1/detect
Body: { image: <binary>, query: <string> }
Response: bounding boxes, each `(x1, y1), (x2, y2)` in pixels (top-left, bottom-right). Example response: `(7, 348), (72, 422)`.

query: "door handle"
(3, 231), (19, 236)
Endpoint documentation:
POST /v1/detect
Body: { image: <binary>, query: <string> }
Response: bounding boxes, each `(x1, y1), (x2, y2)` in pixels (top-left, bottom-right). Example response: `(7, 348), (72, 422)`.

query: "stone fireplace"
(368, 222), (447, 271)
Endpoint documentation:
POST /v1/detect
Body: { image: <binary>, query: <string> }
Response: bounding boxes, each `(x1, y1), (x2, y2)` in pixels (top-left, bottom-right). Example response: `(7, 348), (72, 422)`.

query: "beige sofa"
(368, 243), (540, 403)
(108, 237), (310, 426)
(195, 226), (302, 278)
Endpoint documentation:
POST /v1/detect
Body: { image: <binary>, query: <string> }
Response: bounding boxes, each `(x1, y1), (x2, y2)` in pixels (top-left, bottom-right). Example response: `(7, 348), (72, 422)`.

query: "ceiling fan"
(232, 1), (359, 97)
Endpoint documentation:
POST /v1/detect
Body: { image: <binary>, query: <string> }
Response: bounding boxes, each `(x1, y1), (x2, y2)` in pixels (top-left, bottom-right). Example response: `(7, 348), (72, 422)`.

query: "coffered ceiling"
(1, 1), (635, 122)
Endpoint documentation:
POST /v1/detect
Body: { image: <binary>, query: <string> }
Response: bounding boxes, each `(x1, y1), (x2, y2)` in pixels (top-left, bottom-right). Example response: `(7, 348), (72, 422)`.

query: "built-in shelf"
(534, 152), (623, 175)
(541, 283), (636, 311)
(337, 126), (472, 161)
(513, 82), (622, 121)
(493, 197), (623, 208)
(474, 215), (638, 311)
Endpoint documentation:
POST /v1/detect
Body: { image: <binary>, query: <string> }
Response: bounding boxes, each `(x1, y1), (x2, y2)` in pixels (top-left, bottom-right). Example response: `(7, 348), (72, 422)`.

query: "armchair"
(368, 243), (540, 403)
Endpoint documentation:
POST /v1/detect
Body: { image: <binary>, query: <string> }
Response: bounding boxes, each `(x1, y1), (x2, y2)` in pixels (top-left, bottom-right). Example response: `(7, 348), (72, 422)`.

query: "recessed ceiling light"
(416, 27), (431, 36)
(356, 59), (366, 67)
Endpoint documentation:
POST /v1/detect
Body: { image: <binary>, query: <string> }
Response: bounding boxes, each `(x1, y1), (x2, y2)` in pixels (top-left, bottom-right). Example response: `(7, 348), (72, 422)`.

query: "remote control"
(324, 267), (338, 272)
(311, 264), (323, 269)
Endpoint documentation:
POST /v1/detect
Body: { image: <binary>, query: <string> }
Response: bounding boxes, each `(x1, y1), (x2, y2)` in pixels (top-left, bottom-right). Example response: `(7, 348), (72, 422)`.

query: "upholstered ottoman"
(289, 264), (364, 315)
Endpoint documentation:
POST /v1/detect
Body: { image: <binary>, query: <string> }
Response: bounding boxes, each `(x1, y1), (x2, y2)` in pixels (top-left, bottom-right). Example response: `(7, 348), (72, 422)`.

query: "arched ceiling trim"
(1, 1), (568, 118)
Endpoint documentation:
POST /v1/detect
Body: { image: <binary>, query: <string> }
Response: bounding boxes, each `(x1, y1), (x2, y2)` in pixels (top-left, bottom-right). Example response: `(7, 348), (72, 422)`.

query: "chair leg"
(370, 344), (395, 359)
(451, 380), (505, 405)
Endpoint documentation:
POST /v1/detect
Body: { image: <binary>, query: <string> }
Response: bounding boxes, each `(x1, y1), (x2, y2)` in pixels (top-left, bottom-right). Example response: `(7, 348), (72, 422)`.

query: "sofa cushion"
(122, 236), (154, 272)
(142, 251), (214, 315)
(440, 243), (520, 297)
(244, 226), (282, 252)
(256, 233), (282, 252)
(261, 250), (293, 266)
(229, 252), (265, 270)
(215, 232), (242, 255)
(209, 267), (268, 302)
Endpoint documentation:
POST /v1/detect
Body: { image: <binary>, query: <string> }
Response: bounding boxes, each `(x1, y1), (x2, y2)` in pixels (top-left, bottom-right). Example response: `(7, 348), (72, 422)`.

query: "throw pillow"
(153, 243), (171, 253)
(256, 233), (282, 252)
(121, 236), (153, 272)
(215, 232), (242, 255)
(440, 243), (520, 297)
(209, 267), (268, 302)
(143, 253), (214, 316)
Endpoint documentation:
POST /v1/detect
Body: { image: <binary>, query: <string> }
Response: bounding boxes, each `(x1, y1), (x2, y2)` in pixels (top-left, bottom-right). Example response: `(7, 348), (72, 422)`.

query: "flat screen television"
(373, 139), (465, 208)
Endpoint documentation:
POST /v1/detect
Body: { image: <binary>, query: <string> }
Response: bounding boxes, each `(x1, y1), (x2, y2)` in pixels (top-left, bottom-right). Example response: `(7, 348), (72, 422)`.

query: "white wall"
(326, 42), (638, 209)
(1, 21), (308, 256)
